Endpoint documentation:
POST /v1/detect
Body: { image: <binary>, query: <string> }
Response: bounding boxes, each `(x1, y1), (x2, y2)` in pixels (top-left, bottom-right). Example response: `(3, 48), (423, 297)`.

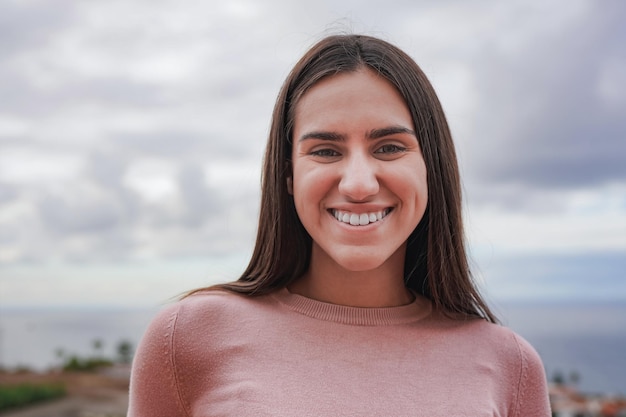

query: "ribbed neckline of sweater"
(271, 287), (432, 326)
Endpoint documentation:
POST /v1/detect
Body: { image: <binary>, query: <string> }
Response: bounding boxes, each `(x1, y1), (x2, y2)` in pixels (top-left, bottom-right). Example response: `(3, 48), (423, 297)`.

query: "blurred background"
(0, 0), (625, 414)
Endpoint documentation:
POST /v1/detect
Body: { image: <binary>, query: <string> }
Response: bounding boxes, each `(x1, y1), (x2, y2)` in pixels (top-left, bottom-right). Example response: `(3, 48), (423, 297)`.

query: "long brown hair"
(187, 34), (498, 323)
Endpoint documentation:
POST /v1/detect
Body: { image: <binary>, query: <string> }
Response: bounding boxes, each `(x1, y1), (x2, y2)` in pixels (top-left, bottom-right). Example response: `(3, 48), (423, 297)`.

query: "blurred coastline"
(1, 301), (625, 396)
(1, 301), (625, 416)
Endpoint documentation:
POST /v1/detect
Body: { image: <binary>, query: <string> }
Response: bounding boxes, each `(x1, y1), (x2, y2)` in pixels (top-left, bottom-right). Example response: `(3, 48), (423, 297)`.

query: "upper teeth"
(332, 209), (389, 226)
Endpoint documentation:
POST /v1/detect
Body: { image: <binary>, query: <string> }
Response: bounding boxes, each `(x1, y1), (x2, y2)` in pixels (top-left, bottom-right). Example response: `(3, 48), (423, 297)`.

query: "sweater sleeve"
(512, 333), (551, 417)
(127, 304), (189, 417)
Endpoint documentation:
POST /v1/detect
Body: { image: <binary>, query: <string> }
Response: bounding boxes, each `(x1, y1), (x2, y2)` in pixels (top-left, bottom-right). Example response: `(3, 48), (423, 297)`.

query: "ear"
(285, 160), (293, 195)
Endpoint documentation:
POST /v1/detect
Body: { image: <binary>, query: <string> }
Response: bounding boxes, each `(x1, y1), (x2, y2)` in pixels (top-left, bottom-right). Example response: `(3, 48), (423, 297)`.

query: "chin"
(332, 252), (392, 273)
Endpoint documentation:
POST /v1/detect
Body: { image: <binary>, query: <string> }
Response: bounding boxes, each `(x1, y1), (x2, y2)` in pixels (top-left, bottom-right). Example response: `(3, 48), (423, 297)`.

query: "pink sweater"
(128, 289), (550, 416)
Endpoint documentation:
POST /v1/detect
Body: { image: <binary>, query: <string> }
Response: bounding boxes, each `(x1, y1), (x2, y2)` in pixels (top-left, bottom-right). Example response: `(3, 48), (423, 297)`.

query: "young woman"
(128, 34), (551, 416)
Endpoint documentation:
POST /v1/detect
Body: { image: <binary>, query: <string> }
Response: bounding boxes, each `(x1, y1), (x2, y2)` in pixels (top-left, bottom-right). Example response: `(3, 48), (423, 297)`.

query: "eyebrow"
(368, 126), (416, 139)
(299, 125), (416, 142)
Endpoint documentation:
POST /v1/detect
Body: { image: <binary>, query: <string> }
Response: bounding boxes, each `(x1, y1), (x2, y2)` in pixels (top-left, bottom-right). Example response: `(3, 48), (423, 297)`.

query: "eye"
(375, 144), (406, 154)
(311, 148), (340, 157)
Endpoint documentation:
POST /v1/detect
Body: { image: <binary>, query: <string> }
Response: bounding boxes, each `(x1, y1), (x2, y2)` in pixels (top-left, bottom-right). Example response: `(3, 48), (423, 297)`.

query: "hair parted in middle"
(188, 34), (497, 323)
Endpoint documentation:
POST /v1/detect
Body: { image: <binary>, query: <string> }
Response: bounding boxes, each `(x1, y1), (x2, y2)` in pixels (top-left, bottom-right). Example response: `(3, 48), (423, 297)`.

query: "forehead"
(293, 68), (413, 133)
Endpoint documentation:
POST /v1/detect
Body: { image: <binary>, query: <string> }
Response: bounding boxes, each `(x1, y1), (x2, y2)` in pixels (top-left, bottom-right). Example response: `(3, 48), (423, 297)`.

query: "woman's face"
(290, 68), (428, 273)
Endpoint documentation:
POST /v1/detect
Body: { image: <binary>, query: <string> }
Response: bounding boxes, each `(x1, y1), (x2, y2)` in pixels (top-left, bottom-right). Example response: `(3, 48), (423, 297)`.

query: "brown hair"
(188, 34), (497, 323)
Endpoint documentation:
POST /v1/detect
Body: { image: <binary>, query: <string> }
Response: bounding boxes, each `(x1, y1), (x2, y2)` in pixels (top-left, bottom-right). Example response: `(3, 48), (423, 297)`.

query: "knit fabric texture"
(128, 288), (551, 416)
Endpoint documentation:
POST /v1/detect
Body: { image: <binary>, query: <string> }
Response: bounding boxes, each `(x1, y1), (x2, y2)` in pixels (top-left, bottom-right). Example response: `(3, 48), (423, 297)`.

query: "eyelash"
(375, 144), (406, 154)
(310, 148), (340, 157)
(309, 144), (406, 158)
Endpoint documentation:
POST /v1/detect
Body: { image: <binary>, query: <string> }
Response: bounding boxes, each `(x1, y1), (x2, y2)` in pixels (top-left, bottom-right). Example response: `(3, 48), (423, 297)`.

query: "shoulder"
(129, 290), (275, 415)
(447, 317), (546, 376)
(129, 292), (243, 416)
(460, 319), (551, 416)
(492, 324), (546, 382)
(147, 290), (272, 337)
(134, 290), (272, 367)
(473, 319), (543, 361)
(430, 314), (540, 357)
(426, 314), (549, 394)
(498, 327), (551, 416)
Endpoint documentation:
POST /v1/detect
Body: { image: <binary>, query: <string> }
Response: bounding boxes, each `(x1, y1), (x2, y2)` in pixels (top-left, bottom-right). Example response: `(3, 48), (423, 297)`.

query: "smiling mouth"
(330, 208), (392, 226)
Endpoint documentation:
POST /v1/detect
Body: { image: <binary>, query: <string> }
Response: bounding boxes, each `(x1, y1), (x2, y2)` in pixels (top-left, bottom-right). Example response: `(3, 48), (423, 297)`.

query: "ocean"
(496, 301), (626, 396)
(1, 301), (625, 396)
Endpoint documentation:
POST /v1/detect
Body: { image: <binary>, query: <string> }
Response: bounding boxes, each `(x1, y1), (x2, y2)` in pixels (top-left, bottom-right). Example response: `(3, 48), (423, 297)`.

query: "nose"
(338, 153), (379, 201)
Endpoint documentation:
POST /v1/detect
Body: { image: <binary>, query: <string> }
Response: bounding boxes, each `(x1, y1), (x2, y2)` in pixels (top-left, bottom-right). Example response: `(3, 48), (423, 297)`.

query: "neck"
(289, 246), (413, 308)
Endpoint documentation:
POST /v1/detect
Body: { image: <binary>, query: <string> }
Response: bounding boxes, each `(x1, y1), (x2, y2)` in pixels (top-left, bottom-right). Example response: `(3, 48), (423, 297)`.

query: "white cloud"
(123, 158), (178, 202)
(0, 115), (30, 138)
(467, 184), (626, 254)
(0, 147), (84, 184)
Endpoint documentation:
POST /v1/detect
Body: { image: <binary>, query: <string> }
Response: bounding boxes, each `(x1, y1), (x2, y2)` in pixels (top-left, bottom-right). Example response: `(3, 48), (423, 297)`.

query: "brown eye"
(375, 144), (406, 154)
(311, 149), (340, 157)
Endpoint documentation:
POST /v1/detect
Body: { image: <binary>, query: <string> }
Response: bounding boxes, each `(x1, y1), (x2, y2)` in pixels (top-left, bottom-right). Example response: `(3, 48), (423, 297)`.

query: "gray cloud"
(177, 164), (221, 227)
(0, 1), (76, 54)
(1, 0), (624, 268)
(0, 183), (18, 204)
(110, 130), (251, 160)
(467, 2), (626, 191)
(37, 186), (127, 236)
(0, 73), (168, 116)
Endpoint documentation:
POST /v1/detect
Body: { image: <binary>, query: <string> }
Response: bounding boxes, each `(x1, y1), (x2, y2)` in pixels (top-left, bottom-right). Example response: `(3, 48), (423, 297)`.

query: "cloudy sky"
(0, 0), (624, 308)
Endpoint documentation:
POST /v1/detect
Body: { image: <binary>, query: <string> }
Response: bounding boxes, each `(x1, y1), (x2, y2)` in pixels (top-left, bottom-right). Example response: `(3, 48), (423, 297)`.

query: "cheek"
(415, 176), (428, 211)
(292, 167), (334, 221)
(411, 160), (428, 199)
(292, 164), (330, 196)
(291, 169), (314, 211)
(393, 164), (428, 216)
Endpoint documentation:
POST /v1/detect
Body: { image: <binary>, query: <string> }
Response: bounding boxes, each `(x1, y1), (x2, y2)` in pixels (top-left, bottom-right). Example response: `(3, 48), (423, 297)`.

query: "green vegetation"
(0, 338), (135, 411)
(0, 382), (66, 411)
(550, 368), (582, 387)
(116, 340), (133, 364)
(62, 355), (114, 372)
(55, 338), (134, 372)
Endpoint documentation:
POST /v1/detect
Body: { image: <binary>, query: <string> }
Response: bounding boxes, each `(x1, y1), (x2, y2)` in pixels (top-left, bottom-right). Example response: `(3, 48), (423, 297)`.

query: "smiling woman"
(288, 69), (428, 305)
(128, 34), (551, 416)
